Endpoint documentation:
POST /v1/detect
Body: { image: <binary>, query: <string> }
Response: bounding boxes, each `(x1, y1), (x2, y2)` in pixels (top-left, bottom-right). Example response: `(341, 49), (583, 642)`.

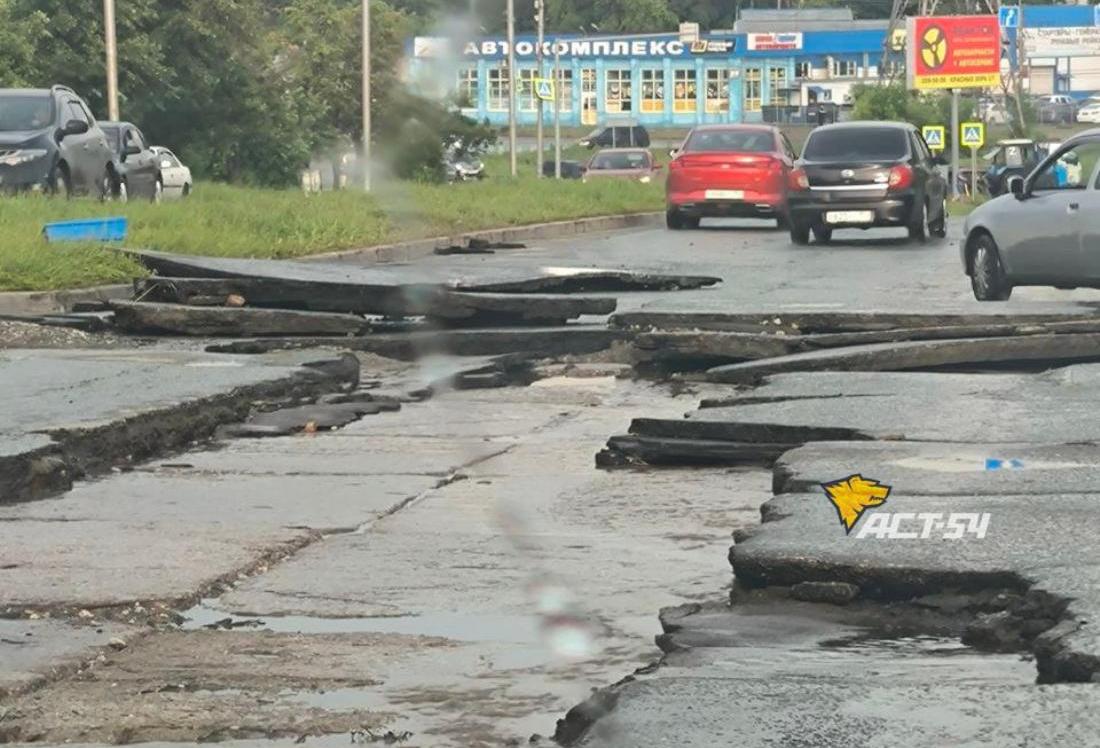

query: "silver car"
(961, 129), (1100, 301)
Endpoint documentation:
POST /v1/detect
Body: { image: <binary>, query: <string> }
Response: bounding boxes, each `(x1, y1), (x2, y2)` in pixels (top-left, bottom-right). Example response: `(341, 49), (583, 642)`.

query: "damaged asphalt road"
(8, 221), (1100, 746)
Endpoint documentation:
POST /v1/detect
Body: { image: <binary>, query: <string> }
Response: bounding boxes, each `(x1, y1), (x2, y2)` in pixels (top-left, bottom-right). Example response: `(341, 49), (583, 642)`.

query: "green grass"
(0, 173), (662, 292)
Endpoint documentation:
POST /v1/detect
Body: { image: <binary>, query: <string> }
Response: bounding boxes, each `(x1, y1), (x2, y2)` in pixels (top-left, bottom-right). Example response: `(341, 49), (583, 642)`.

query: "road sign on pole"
(535, 78), (555, 102)
(961, 121), (985, 149)
(922, 125), (946, 151)
(1000, 6), (1019, 29)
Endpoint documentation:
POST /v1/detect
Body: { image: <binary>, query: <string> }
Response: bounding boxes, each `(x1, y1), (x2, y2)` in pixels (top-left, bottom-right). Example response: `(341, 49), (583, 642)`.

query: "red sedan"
(665, 125), (796, 230)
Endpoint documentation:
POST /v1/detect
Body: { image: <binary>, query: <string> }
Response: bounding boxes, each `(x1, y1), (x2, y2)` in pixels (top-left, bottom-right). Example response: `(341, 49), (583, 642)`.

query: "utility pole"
(554, 41), (562, 179)
(362, 0), (372, 190)
(103, 0), (119, 120)
(535, 0), (545, 178)
(507, 0), (518, 177)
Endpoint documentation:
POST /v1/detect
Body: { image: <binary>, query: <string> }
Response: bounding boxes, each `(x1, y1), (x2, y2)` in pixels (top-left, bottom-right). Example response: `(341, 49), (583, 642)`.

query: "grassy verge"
(0, 170), (662, 292)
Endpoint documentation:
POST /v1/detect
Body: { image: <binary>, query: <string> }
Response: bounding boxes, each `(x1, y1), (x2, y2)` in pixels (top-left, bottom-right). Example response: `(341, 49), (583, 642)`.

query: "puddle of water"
(820, 633), (972, 655)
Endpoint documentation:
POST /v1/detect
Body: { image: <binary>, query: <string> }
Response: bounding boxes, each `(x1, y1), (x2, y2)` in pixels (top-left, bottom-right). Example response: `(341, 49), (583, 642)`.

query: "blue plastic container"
(43, 217), (128, 243)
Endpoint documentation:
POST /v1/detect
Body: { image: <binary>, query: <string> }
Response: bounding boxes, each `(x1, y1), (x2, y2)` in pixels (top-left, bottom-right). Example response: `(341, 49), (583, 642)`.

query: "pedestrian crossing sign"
(535, 78), (555, 102)
(922, 125), (946, 151)
(961, 122), (985, 149)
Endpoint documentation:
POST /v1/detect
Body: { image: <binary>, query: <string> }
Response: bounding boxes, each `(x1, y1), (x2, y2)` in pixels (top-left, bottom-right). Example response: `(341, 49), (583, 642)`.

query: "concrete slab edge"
(0, 212), (663, 315)
(0, 353), (360, 505)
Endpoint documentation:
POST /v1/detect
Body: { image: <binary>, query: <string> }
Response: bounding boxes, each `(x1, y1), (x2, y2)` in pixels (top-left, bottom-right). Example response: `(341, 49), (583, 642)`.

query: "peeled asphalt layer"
(7, 219), (1100, 745)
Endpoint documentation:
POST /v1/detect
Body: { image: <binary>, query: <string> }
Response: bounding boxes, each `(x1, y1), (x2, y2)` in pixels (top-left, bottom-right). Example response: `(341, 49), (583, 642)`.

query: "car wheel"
(907, 200), (928, 242)
(98, 170), (114, 202)
(152, 177), (163, 204)
(971, 235), (1013, 301)
(666, 209), (685, 230)
(48, 163), (71, 199)
(812, 224), (832, 244)
(929, 197), (947, 239)
(789, 220), (811, 245)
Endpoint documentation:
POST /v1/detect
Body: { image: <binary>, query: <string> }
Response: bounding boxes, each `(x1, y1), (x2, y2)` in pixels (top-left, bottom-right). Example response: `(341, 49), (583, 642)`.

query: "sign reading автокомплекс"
(412, 35), (735, 60)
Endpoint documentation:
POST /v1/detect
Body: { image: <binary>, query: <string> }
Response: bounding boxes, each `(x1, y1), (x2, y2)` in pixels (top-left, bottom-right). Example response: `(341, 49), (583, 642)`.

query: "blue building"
(405, 4), (1100, 128)
(406, 8), (896, 128)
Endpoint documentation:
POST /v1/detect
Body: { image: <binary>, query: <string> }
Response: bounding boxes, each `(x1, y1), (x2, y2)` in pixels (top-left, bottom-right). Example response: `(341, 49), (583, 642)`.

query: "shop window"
(705, 69), (730, 114)
(640, 69), (664, 113)
(769, 67), (788, 105)
(795, 61), (811, 79)
(674, 69), (697, 113)
(457, 68), (478, 108)
(605, 69), (631, 113)
(884, 58), (904, 77)
(744, 67), (762, 113)
(518, 69), (537, 112)
(488, 67), (510, 111)
(831, 58), (857, 77)
(554, 68), (574, 112)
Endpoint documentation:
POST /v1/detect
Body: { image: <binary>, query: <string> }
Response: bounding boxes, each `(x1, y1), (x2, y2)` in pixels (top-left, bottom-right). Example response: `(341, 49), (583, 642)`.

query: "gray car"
(961, 128), (1100, 300)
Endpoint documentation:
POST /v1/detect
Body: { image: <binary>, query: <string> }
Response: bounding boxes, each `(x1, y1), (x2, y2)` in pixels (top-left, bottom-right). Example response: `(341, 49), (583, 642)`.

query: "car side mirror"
(61, 119), (89, 137)
(1008, 175), (1026, 199)
(668, 148), (679, 158)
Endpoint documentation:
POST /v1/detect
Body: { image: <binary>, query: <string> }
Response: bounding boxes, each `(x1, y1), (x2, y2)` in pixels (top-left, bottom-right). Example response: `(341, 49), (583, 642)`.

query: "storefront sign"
(746, 33), (803, 51)
(412, 35), (736, 60)
(1021, 26), (1100, 58)
(906, 15), (1000, 90)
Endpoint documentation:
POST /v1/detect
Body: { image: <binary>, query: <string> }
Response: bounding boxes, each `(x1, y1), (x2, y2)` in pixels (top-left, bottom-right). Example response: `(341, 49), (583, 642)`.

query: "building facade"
(404, 4), (1100, 129)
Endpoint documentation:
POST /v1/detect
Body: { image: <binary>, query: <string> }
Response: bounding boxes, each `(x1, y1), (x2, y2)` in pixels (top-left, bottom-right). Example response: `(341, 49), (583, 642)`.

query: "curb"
(0, 212), (663, 316)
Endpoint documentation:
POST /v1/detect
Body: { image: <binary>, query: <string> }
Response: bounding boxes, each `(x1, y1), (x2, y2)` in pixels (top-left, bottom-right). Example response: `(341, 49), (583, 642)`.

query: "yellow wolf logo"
(821, 475), (891, 534)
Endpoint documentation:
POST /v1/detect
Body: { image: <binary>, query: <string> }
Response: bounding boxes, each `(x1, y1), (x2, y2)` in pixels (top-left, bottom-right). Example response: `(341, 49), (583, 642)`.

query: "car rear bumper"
(788, 193), (916, 227)
(668, 188), (786, 218)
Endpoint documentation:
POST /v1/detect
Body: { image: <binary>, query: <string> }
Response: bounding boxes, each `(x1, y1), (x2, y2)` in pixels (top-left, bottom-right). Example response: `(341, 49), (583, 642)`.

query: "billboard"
(746, 33), (803, 51)
(906, 15), (1001, 90)
(1022, 27), (1100, 58)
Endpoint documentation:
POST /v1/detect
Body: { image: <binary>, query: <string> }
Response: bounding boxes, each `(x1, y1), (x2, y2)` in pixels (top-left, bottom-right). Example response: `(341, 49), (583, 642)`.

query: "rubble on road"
(110, 300), (368, 337)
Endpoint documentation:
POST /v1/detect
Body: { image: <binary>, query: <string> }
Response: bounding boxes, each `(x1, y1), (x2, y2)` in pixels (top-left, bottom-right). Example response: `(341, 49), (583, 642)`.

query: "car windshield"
(803, 127), (908, 161)
(0, 94), (54, 132)
(684, 130), (773, 153)
(100, 125), (121, 153)
(590, 152), (649, 170)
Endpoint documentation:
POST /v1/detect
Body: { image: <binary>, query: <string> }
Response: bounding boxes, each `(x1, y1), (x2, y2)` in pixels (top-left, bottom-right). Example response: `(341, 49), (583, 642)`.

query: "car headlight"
(0, 148), (48, 167)
(639, 175), (652, 184)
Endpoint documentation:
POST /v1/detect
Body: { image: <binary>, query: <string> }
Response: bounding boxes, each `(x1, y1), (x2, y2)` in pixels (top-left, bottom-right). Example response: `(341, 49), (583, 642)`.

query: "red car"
(665, 125), (797, 230)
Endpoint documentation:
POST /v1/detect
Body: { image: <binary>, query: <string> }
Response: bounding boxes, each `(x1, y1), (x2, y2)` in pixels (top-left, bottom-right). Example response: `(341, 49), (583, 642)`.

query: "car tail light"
(788, 168), (809, 191)
(888, 164), (913, 191)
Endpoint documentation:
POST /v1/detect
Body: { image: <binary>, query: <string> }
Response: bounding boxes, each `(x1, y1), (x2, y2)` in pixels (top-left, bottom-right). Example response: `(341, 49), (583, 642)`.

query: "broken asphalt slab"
(565, 597), (1100, 747)
(735, 438), (1100, 683)
(109, 300), (366, 337)
(133, 277), (617, 327)
(0, 348), (359, 503)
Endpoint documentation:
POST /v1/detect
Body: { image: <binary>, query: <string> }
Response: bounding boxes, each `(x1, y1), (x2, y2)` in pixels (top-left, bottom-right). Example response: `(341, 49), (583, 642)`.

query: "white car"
(1078, 104), (1100, 123)
(151, 146), (192, 199)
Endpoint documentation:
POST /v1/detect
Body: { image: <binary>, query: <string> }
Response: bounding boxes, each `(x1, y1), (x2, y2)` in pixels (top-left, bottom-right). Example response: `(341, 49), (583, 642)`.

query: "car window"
(159, 151), (181, 168)
(64, 100), (89, 125)
(911, 132), (932, 163)
(79, 101), (96, 123)
(133, 128), (148, 149)
(0, 93), (54, 131)
(100, 124), (120, 152)
(1032, 141), (1100, 191)
(803, 127), (908, 161)
(684, 130), (773, 153)
(590, 151), (649, 170)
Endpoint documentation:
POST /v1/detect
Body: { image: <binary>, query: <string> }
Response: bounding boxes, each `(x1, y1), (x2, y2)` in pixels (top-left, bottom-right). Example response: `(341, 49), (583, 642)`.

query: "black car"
(0, 85), (114, 197)
(579, 122), (650, 149)
(786, 121), (949, 245)
(99, 121), (163, 201)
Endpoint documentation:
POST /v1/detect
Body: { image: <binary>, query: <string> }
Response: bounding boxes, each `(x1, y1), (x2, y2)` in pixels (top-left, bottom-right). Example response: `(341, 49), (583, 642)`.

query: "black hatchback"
(786, 121), (948, 245)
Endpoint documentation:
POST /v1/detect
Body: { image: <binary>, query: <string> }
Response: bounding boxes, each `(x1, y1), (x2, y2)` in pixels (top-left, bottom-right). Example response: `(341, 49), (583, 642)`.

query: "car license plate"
(825, 210), (874, 224)
(705, 189), (744, 200)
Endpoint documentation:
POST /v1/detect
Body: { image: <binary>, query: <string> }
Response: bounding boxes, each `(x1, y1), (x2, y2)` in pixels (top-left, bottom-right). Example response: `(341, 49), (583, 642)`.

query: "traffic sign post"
(534, 78), (555, 102)
(922, 125), (945, 151)
(961, 121), (985, 201)
(1000, 6), (1019, 29)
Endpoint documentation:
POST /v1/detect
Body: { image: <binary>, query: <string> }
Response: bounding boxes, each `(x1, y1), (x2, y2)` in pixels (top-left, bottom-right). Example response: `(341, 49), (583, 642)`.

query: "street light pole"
(536, 0), (544, 178)
(506, 0), (518, 177)
(103, 0), (119, 121)
(362, 0), (372, 191)
(554, 41), (561, 179)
